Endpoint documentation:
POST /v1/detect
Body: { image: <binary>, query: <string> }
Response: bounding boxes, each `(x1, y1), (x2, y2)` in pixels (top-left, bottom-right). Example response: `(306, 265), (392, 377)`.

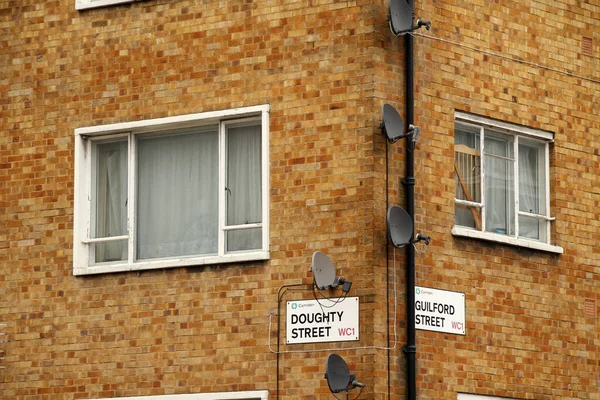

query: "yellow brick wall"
(406, 0), (600, 399)
(2, 0), (600, 399)
(1, 0), (392, 398)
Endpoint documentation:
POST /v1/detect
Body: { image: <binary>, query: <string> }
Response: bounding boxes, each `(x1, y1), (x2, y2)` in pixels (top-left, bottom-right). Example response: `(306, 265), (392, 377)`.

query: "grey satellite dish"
(381, 104), (421, 143)
(381, 104), (404, 143)
(388, 0), (414, 35)
(325, 353), (365, 394)
(325, 353), (351, 393)
(312, 251), (336, 290)
(387, 205), (413, 247)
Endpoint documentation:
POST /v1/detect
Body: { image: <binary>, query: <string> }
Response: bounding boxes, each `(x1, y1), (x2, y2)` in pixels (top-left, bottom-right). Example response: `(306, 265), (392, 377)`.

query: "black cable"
(313, 284), (348, 307)
(276, 283), (312, 400)
(350, 387), (364, 399)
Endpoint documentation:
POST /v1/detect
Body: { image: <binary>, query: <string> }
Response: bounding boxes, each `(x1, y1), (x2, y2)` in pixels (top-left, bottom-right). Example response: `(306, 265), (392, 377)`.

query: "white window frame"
(88, 391), (269, 400)
(452, 112), (563, 254)
(76, 0), (145, 11)
(74, 105), (270, 275)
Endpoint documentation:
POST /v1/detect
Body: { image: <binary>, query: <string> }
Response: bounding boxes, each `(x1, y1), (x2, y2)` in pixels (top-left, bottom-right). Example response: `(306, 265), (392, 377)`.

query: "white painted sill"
(452, 226), (564, 254)
(76, 0), (144, 11)
(73, 251), (270, 276)
(89, 391), (269, 400)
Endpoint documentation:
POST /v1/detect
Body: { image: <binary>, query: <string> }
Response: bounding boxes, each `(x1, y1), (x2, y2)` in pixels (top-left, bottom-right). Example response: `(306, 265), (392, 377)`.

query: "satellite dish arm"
(416, 19), (431, 30)
(389, 17), (431, 36)
(412, 233), (431, 245)
(352, 380), (366, 388)
(382, 124), (421, 144)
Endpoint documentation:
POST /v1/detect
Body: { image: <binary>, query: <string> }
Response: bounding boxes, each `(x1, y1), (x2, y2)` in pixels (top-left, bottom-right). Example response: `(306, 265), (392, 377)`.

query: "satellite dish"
(388, 0), (414, 35)
(325, 353), (366, 394)
(381, 104), (405, 143)
(325, 354), (351, 393)
(387, 205), (413, 247)
(381, 104), (422, 144)
(312, 251), (336, 290)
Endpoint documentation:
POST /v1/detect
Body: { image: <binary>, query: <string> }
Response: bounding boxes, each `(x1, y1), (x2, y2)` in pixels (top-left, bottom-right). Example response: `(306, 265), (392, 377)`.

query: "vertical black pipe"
(403, 1), (417, 399)
(386, 135), (391, 400)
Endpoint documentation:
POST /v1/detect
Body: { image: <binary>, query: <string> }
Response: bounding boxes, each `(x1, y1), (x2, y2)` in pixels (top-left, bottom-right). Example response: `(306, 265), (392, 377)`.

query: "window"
(74, 105), (270, 275)
(452, 112), (563, 254)
(76, 0), (145, 10)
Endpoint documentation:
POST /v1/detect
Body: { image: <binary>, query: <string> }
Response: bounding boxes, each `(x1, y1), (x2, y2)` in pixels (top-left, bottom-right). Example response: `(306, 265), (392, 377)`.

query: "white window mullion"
(82, 236), (129, 244)
(127, 133), (136, 265)
(218, 122), (227, 257)
(454, 199), (482, 209)
(83, 137), (93, 266)
(479, 126), (486, 232)
(545, 142), (551, 241)
(261, 108), (270, 251)
(514, 136), (520, 239)
(73, 136), (94, 268)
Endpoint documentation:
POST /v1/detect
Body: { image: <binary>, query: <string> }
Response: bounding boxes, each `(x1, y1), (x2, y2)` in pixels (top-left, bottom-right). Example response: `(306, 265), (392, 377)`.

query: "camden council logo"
(288, 301), (315, 310)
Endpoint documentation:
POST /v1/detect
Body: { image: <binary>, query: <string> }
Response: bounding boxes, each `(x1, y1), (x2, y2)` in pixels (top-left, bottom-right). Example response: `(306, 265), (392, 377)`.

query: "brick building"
(2, 0), (600, 399)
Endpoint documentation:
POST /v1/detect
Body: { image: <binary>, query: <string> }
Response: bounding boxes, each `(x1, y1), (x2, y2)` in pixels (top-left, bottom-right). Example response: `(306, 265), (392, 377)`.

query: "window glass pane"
(519, 215), (541, 240)
(136, 128), (218, 259)
(519, 141), (546, 240)
(225, 123), (262, 251)
(518, 142), (545, 214)
(454, 125), (481, 229)
(455, 125), (480, 149)
(92, 140), (128, 263)
(485, 132), (514, 158)
(484, 134), (514, 235)
(454, 204), (481, 229)
(226, 228), (262, 252)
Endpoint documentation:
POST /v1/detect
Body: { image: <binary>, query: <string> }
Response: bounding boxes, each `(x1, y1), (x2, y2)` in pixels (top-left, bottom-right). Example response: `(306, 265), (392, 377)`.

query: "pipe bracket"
(402, 344), (417, 354)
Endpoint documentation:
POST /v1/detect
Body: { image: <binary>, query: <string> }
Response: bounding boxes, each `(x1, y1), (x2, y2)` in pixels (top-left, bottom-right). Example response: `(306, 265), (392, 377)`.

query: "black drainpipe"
(403, 1), (417, 399)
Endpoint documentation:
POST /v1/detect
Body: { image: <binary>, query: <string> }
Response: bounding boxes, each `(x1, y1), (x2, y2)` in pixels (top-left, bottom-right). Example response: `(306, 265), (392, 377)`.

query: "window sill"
(88, 391), (269, 400)
(76, 0), (142, 10)
(451, 226), (563, 254)
(73, 251), (270, 276)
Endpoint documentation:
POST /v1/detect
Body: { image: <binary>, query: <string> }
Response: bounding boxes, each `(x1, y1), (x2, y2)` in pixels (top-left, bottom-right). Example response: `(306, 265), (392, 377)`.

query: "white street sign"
(286, 297), (359, 344)
(415, 287), (465, 335)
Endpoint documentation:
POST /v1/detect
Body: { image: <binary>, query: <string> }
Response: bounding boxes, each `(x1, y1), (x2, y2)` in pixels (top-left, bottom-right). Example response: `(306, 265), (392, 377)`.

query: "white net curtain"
(93, 123), (262, 263)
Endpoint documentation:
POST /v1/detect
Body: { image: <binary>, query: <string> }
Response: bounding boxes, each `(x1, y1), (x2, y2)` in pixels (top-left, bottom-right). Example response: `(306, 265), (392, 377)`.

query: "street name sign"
(286, 297), (359, 344)
(415, 286), (465, 335)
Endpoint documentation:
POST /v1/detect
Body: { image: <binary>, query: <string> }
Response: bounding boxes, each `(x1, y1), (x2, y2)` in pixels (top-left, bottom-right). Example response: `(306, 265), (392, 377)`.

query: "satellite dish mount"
(387, 0), (431, 36)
